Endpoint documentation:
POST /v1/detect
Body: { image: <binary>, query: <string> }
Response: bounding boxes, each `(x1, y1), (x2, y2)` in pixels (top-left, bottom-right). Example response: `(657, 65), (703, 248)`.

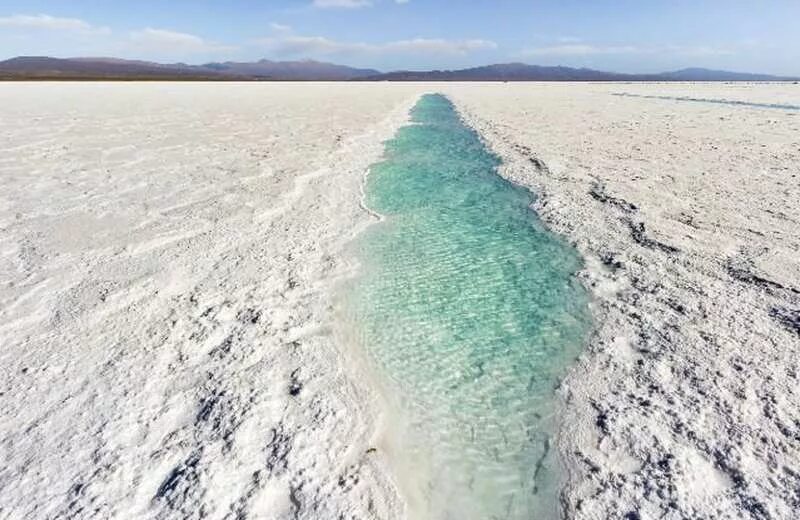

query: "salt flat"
(0, 83), (423, 519)
(443, 82), (800, 519)
(1, 82), (798, 519)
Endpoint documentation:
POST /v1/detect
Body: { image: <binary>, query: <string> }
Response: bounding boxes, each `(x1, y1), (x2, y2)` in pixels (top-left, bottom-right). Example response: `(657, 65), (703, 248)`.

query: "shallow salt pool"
(344, 94), (590, 519)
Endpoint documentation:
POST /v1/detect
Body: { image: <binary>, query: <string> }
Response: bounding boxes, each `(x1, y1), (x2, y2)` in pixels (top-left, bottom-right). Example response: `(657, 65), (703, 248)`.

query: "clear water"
(344, 94), (590, 519)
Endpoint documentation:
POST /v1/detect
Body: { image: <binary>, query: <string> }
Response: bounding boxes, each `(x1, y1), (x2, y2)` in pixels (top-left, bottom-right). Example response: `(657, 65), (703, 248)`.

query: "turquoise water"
(345, 94), (590, 519)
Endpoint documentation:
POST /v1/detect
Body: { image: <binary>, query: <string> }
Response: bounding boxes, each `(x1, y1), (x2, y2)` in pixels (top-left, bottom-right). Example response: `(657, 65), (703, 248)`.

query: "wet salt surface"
(344, 94), (590, 519)
(613, 92), (800, 111)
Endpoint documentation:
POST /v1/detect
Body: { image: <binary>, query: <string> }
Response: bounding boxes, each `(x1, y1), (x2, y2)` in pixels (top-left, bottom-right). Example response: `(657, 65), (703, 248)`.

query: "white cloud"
(269, 23), (292, 32)
(662, 44), (734, 57)
(521, 43), (733, 57)
(522, 44), (642, 56)
(257, 31), (496, 57)
(385, 38), (496, 53)
(129, 28), (236, 55)
(311, 0), (409, 6)
(0, 14), (109, 34)
(312, 0), (372, 8)
(263, 35), (369, 55)
(310, 0), (409, 8)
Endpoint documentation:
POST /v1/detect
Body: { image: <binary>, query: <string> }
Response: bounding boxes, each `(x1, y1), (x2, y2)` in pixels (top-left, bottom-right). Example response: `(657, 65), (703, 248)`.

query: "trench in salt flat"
(343, 94), (591, 519)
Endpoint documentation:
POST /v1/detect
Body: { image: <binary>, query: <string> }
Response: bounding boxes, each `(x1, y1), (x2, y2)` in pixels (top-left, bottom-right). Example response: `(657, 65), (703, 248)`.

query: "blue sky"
(1, 1), (799, 74)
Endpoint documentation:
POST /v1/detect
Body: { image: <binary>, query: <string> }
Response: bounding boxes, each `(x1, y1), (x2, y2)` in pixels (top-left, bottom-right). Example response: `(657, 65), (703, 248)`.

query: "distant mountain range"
(0, 56), (379, 81)
(0, 56), (796, 82)
(360, 63), (798, 82)
(200, 59), (379, 80)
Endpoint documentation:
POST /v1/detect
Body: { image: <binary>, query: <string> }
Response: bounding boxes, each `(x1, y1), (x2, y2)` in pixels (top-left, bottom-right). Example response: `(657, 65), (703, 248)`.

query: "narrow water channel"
(345, 94), (590, 519)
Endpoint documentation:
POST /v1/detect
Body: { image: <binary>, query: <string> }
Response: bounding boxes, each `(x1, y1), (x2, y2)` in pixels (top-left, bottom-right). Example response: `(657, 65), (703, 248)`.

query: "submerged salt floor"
(344, 94), (590, 519)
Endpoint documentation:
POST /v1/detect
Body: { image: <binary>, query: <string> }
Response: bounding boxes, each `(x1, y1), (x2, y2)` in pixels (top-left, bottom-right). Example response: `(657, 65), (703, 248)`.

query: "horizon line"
(1, 55), (799, 79)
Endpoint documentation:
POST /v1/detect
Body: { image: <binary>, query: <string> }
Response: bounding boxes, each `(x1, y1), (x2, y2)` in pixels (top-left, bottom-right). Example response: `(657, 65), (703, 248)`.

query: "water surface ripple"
(346, 94), (590, 519)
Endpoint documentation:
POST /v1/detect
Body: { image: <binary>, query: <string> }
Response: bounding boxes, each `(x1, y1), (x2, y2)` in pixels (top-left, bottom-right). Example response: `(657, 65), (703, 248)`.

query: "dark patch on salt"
(769, 307), (800, 336)
(589, 184), (638, 213)
(627, 220), (680, 254)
